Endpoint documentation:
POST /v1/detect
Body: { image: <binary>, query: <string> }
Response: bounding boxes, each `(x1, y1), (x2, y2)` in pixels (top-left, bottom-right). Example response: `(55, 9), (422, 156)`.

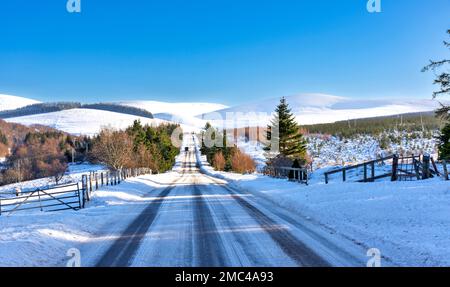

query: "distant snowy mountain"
(1, 97), (227, 135)
(6, 108), (168, 136)
(201, 94), (442, 126)
(120, 100), (228, 130)
(3, 93), (443, 135)
(0, 94), (40, 111)
(120, 101), (228, 118)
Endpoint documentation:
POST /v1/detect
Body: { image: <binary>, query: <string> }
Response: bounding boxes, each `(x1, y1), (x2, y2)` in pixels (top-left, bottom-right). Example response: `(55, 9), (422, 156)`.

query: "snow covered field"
(0, 94), (40, 112)
(203, 93), (443, 127)
(0, 163), (106, 197)
(0, 172), (176, 266)
(198, 154), (450, 266)
(236, 131), (439, 171)
(6, 108), (169, 136)
(6, 135), (442, 267)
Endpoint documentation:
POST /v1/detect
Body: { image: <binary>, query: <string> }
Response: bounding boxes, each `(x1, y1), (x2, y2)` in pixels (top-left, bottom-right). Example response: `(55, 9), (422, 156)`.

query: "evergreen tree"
(265, 97), (307, 161)
(438, 123), (450, 160)
(423, 29), (450, 159)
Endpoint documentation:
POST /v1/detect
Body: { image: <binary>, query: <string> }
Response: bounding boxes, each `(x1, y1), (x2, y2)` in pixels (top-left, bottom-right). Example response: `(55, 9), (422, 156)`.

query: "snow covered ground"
(0, 172), (176, 266)
(0, 94), (40, 111)
(236, 131), (439, 171)
(0, 135), (449, 267)
(0, 163), (107, 197)
(197, 144), (450, 266)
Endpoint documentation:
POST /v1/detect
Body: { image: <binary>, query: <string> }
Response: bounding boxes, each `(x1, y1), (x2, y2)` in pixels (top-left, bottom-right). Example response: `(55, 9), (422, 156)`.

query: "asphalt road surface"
(80, 137), (365, 267)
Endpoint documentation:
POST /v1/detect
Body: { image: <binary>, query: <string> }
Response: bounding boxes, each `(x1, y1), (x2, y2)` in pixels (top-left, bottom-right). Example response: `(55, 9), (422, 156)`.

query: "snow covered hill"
(1, 93), (443, 135)
(0, 94), (40, 111)
(120, 100), (227, 118)
(6, 108), (168, 136)
(202, 94), (442, 126)
(120, 100), (228, 130)
(1, 96), (228, 135)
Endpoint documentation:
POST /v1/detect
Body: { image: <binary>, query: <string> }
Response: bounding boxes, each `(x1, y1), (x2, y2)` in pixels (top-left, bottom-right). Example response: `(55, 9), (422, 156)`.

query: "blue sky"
(0, 0), (449, 105)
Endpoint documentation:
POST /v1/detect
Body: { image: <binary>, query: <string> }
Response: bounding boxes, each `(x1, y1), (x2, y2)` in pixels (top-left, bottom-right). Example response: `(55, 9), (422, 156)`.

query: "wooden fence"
(263, 166), (308, 185)
(0, 167), (152, 215)
(324, 154), (446, 184)
(442, 160), (449, 181)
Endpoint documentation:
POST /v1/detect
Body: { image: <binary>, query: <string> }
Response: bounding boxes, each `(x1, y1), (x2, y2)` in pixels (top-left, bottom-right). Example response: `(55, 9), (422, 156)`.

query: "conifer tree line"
(200, 123), (256, 174)
(423, 29), (450, 160)
(90, 120), (180, 172)
(0, 120), (180, 186)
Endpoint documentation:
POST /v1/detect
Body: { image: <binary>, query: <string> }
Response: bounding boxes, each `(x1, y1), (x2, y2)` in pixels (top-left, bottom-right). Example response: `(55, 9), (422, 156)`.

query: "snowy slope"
(120, 100), (227, 118)
(6, 108), (168, 136)
(202, 94), (442, 126)
(120, 100), (228, 130)
(0, 94), (40, 111)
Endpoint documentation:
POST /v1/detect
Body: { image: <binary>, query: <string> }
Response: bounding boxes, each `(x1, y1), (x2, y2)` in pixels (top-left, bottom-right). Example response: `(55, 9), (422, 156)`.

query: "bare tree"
(90, 127), (134, 170)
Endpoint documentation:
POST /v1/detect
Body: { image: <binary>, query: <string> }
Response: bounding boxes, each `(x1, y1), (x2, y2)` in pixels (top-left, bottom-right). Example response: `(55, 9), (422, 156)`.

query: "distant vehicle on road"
(185, 147), (189, 152)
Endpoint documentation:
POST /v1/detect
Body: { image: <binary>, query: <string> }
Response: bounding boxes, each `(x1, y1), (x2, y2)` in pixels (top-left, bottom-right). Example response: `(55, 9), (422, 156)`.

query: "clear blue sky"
(0, 0), (449, 105)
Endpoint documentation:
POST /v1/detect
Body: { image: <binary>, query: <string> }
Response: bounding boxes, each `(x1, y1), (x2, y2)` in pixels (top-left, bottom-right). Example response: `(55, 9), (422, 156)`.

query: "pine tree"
(423, 29), (450, 159)
(438, 123), (450, 160)
(265, 97), (307, 161)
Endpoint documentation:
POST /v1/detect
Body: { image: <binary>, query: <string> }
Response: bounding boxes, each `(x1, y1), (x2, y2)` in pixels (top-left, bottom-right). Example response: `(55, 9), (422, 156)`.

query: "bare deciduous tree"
(90, 127), (134, 170)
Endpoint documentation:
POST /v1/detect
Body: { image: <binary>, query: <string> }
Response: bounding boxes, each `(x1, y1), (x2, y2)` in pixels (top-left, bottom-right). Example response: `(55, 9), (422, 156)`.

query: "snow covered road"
(76, 137), (367, 267)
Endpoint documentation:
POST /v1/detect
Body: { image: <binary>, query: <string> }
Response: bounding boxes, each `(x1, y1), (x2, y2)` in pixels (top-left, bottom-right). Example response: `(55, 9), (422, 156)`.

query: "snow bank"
(0, 171), (177, 266)
(193, 135), (450, 266)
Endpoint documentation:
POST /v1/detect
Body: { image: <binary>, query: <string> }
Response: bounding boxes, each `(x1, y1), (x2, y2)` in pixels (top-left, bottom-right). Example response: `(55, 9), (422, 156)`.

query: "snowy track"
(77, 137), (366, 267)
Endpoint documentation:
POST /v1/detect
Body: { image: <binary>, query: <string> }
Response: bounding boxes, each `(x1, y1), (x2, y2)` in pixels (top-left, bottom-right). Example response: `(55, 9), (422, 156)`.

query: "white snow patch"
(6, 108), (169, 136)
(194, 135), (450, 267)
(0, 94), (40, 111)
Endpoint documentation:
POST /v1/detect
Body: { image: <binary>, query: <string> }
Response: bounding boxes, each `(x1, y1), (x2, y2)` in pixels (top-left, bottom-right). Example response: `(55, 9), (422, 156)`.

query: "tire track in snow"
(96, 155), (188, 267)
(204, 175), (331, 267)
(187, 152), (228, 266)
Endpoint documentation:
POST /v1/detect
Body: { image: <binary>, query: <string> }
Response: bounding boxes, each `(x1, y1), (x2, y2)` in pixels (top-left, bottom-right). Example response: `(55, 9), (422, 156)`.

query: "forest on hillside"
(303, 112), (441, 138)
(0, 119), (180, 186)
(0, 102), (154, 119)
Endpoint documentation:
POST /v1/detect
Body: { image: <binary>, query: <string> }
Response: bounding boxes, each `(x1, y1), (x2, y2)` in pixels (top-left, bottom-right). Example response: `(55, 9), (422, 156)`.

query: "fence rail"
(263, 166), (308, 185)
(324, 154), (447, 184)
(442, 160), (449, 181)
(0, 167), (152, 216)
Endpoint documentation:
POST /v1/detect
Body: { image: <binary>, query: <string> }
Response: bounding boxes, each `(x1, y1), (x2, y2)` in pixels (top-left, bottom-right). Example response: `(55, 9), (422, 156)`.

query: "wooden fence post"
(431, 157), (440, 176)
(37, 189), (43, 212)
(363, 164), (367, 182)
(82, 174), (89, 203)
(391, 155), (399, 181)
(422, 155), (430, 180)
(443, 160), (449, 181)
(371, 161), (375, 181)
(77, 183), (83, 209)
